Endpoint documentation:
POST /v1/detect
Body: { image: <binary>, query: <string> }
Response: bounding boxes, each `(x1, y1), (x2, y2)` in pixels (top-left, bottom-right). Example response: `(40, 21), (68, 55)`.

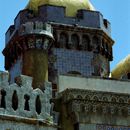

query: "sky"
(0, 0), (130, 71)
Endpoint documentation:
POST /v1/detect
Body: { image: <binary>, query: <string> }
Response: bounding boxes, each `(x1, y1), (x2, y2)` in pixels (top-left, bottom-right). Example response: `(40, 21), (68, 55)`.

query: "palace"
(0, 0), (130, 130)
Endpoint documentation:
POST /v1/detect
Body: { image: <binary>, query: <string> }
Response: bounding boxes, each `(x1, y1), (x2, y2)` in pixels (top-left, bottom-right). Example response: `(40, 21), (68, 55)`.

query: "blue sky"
(0, 0), (130, 71)
(91, 0), (130, 70)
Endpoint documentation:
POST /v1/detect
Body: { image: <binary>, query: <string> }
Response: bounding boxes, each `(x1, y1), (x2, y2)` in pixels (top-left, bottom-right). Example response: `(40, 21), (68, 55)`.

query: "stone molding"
(58, 88), (130, 119)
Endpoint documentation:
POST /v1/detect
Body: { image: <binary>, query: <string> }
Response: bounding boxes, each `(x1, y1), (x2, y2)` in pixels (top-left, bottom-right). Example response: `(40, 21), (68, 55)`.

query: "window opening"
(12, 90), (18, 111)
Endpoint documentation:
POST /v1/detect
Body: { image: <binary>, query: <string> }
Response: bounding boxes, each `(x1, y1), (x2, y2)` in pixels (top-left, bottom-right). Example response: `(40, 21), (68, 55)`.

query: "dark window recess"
(106, 44), (109, 51)
(74, 123), (79, 130)
(102, 43), (108, 58)
(53, 31), (58, 47)
(70, 34), (79, 49)
(12, 90), (18, 111)
(24, 95), (30, 111)
(104, 19), (108, 28)
(35, 95), (41, 114)
(0, 90), (6, 109)
(93, 36), (99, 45)
(93, 36), (99, 53)
(59, 32), (68, 48)
(101, 40), (105, 54)
(127, 73), (130, 79)
(82, 35), (90, 51)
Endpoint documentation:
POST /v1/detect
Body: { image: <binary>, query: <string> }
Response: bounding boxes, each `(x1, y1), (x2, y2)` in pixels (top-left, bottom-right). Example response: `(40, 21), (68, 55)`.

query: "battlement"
(0, 73), (53, 123)
(5, 5), (111, 45)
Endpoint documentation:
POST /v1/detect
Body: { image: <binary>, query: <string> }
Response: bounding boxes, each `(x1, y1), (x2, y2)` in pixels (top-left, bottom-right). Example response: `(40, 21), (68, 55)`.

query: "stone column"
(22, 49), (48, 89)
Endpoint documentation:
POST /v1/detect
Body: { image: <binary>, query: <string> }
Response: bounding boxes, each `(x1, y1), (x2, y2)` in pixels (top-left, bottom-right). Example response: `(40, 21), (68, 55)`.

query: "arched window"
(12, 90), (18, 111)
(35, 95), (41, 115)
(0, 90), (6, 109)
(101, 39), (105, 54)
(106, 43), (109, 51)
(59, 32), (68, 48)
(93, 36), (99, 45)
(70, 34), (79, 49)
(24, 94), (30, 111)
(92, 36), (99, 52)
(103, 42), (108, 55)
(82, 35), (90, 51)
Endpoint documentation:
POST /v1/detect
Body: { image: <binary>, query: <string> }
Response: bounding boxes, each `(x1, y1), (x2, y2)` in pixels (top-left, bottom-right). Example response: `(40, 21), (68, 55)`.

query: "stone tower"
(3, 18), (54, 89)
(3, 0), (114, 90)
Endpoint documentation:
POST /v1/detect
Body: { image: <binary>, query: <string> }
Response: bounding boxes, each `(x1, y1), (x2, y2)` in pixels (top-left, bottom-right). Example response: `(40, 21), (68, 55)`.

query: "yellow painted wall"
(22, 49), (48, 89)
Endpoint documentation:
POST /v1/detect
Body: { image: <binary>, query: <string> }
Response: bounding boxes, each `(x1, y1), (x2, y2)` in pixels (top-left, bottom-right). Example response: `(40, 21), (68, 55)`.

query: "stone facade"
(50, 22), (113, 80)
(55, 88), (130, 130)
(1, 2), (130, 130)
(3, 5), (114, 86)
(54, 75), (130, 130)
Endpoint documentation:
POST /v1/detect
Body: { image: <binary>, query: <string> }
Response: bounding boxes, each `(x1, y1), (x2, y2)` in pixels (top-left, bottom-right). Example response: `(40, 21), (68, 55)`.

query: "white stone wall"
(58, 75), (130, 94)
(0, 74), (53, 122)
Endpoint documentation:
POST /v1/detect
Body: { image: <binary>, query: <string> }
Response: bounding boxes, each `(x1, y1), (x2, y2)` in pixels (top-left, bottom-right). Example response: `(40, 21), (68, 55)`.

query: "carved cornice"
(58, 89), (130, 117)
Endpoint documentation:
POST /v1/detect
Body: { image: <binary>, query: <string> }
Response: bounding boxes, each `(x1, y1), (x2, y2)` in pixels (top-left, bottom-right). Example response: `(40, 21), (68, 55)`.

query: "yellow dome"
(111, 55), (130, 79)
(27, 0), (95, 17)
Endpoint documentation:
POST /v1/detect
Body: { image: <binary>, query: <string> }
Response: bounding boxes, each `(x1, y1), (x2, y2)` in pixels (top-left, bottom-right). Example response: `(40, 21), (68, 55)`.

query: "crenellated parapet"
(0, 73), (53, 124)
(5, 5), (111, 43)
